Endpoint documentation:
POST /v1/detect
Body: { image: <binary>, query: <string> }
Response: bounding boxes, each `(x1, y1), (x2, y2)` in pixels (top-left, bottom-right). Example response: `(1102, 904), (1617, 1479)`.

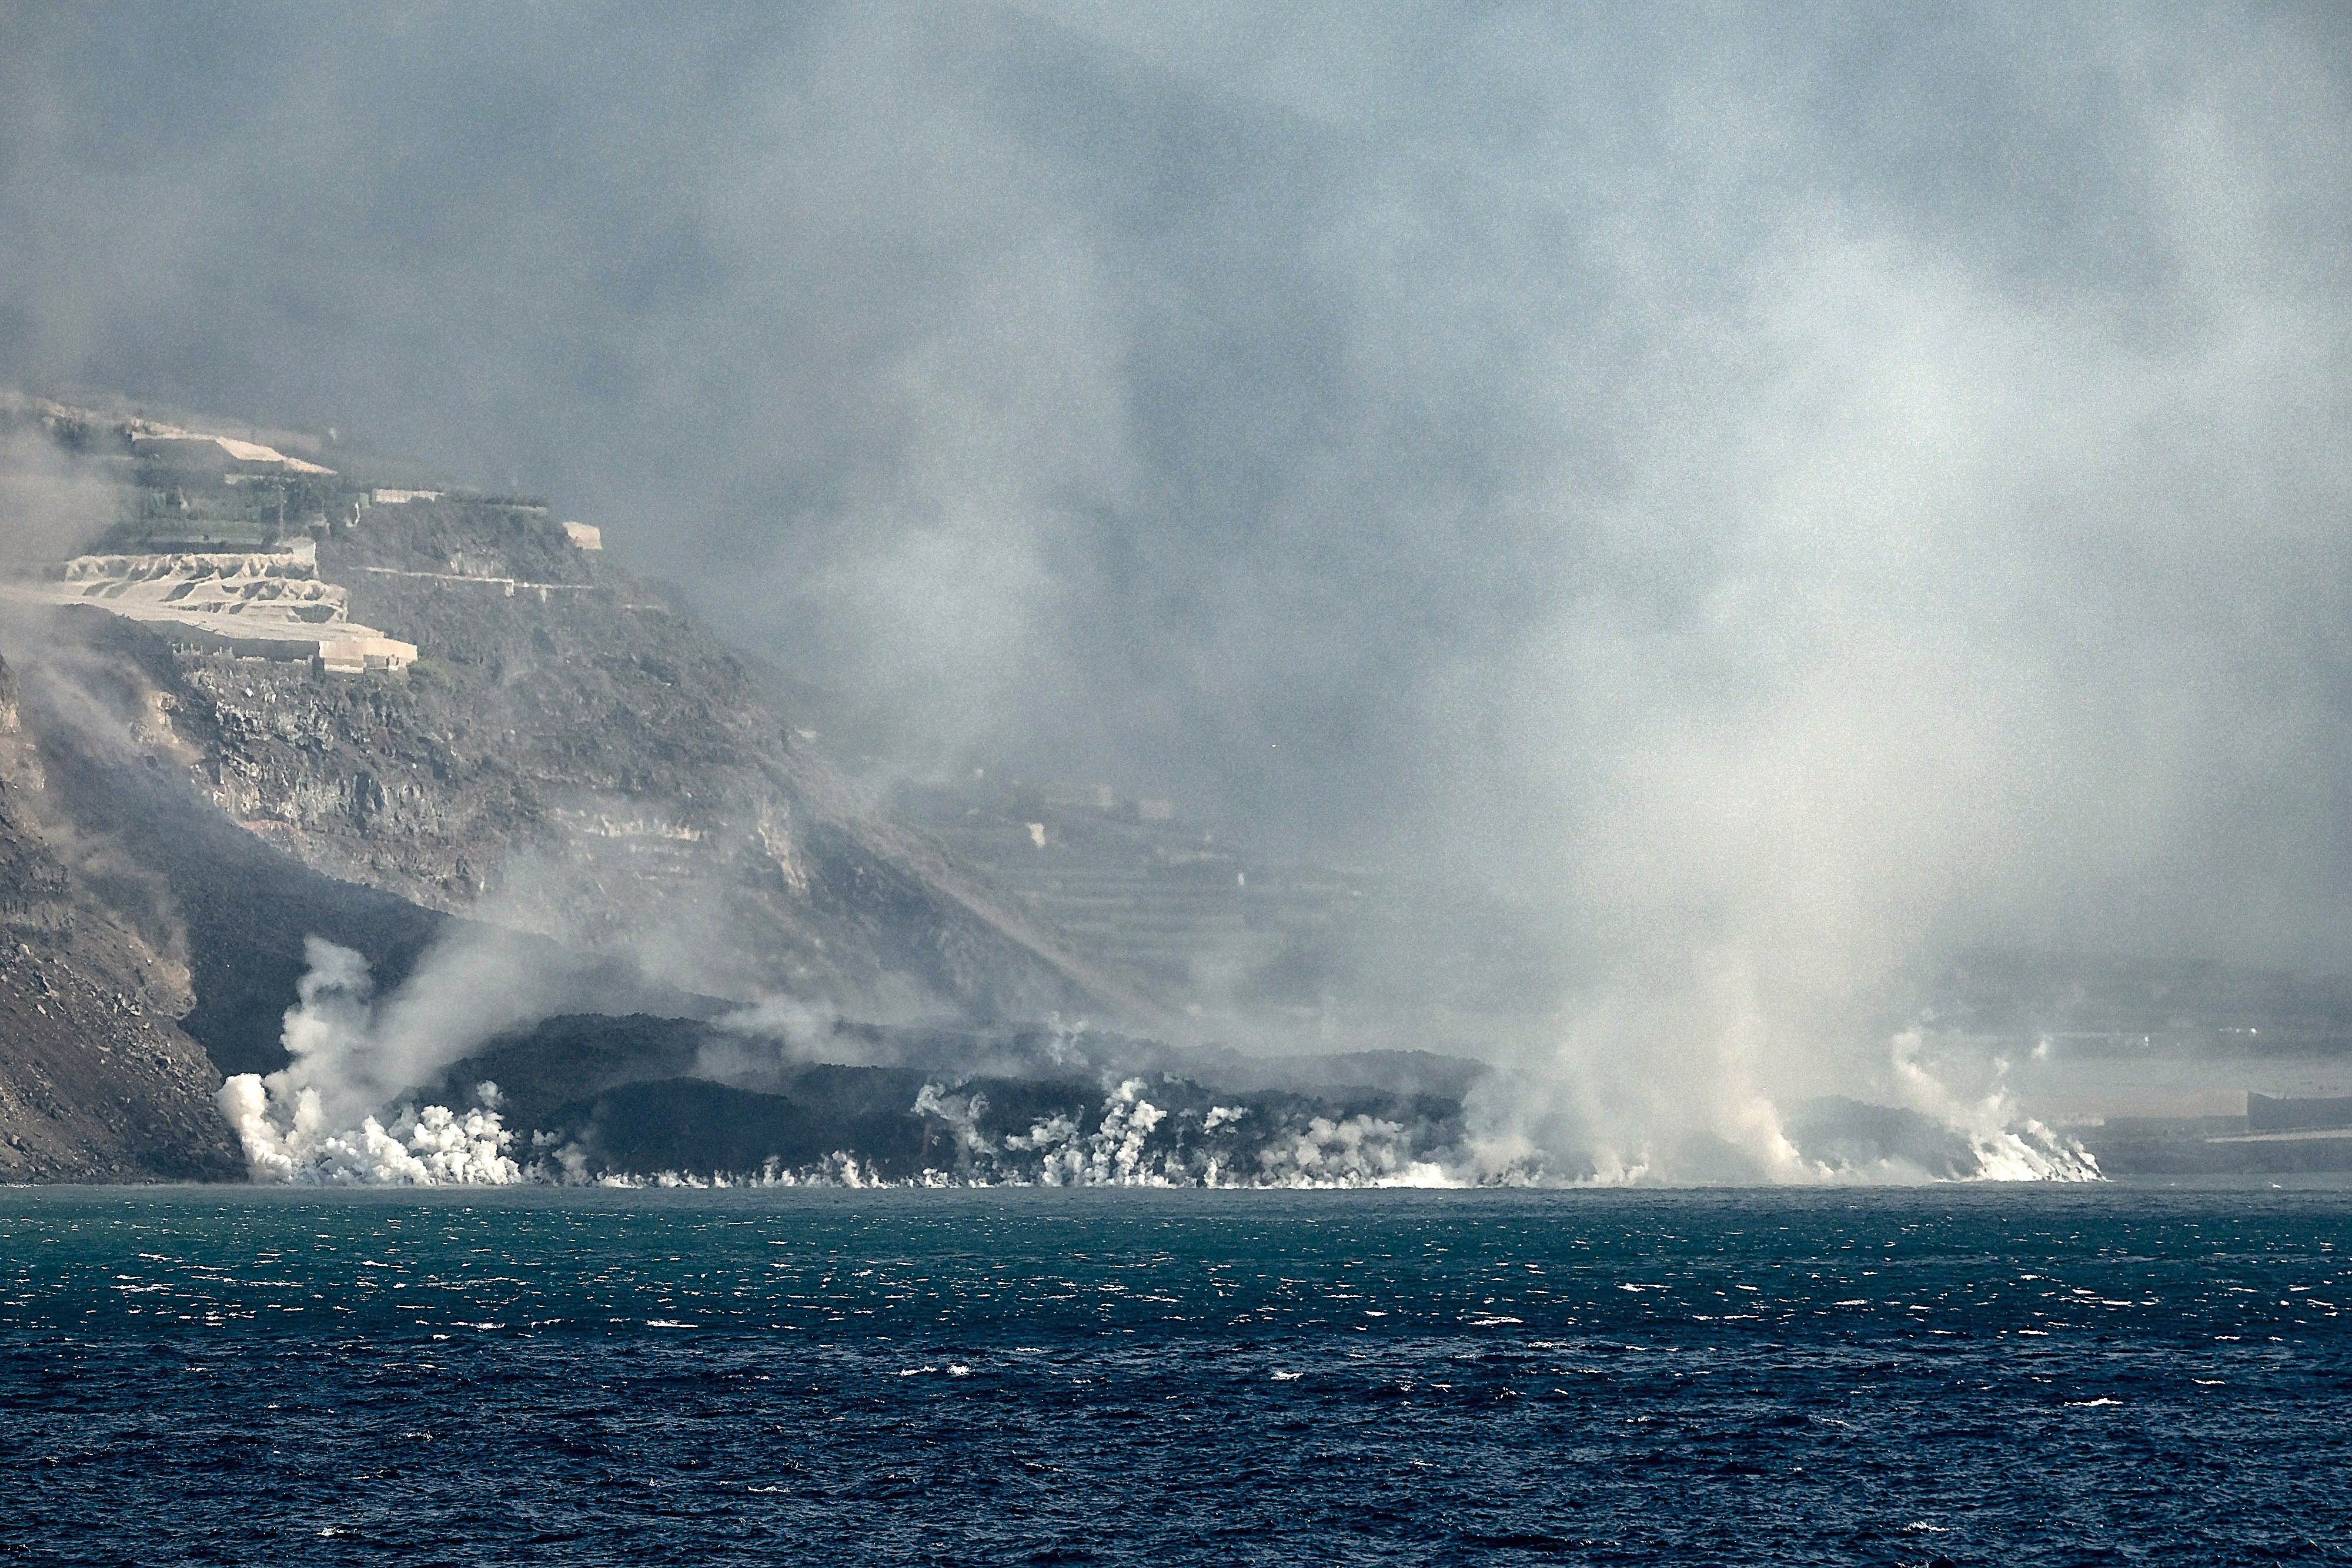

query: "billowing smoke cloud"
(8, 5), (2351, 1180)
(0, 404), (119, 574)
(219, 933), (576, 1183)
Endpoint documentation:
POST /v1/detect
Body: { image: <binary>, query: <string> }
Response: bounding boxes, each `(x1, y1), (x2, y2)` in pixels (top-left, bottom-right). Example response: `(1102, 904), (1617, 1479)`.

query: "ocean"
(3, 1183), (2349, 1564)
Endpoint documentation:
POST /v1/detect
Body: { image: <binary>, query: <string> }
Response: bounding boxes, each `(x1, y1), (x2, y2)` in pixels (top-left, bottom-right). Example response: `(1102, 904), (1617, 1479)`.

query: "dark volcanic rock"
(1782, 1096), (1984, 1180)
(147, 500), (1161, 1024)
(0, 652), (240, 1181)
(552, 1080), (850, 1179)
(0, 947), (242, 1182)
(432, 1013), (714, 1133)
(10, 624), (716, 1079)
(0, 477), (1461, 1182)
(0, 492), (1160, 1124)
(428, 1010), (1469, 1184)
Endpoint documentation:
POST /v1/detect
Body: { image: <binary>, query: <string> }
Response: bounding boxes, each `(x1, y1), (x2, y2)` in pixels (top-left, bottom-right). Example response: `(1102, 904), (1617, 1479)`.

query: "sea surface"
(3, 1184), (2350, 1566)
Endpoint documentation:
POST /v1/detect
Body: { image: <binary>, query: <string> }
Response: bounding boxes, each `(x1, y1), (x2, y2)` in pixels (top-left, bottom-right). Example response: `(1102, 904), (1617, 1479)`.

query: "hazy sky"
(5, 1), (2350, 995)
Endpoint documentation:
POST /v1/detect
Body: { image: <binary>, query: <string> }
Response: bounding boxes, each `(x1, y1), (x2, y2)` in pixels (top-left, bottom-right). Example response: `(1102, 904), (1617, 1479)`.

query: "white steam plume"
(0, 414), (117, 576)
(218, 933), (575, 1184)
(8, 11), (2341, 1184)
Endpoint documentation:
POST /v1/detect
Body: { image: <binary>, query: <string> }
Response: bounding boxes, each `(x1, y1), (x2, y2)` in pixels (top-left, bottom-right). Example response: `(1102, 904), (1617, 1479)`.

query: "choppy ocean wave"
(1, 1185), (2347, 1564)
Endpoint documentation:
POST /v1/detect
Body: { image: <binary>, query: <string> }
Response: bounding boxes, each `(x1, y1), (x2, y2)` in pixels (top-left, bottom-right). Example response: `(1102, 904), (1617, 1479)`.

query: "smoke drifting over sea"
(218, 940), (526, 1185)
(7, 5), (2351, 1182)
(220, 936), (2094, 1188)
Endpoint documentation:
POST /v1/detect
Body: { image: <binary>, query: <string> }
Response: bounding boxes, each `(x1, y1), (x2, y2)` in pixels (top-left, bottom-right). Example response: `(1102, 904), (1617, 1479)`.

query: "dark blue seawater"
(4, 1185), (2351, 1565)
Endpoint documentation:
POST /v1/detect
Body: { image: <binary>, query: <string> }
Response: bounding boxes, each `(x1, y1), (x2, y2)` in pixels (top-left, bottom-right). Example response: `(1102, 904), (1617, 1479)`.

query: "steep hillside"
(151, 497), (1160, 1028)
(0, 653), (241, 1180)
(0, 399), (1482, 1185)
(8, 616), (734, 1082)
(0, 390), (1182, 1183)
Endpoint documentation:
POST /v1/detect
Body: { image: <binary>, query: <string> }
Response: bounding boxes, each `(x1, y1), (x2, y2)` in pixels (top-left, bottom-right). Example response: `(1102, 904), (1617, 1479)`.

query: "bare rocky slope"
(0, 428), (1496, 1184)
(0, 654), (242, 1180)
(189, 500), (1160, 1031)
(6, 466), (2342, 1182)
(0, 466), (1182, 1179)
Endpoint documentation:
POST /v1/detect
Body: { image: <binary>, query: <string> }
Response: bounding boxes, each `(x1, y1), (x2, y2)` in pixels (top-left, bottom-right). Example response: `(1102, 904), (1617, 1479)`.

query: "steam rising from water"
(222, 937), (2094, 1187)
(1455, 948), (2104, 1185)
(219, 938), (530, 1185)
(9, 12), (2348, 1182)
(220, 1073), (521, 1186)
(1885, 1030), (2098, 1184)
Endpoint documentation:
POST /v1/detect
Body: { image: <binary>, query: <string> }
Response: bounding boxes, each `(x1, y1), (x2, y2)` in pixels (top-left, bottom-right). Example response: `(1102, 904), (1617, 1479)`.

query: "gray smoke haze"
(5, 4), (2351, 1151)
(0, 406), (116, 573)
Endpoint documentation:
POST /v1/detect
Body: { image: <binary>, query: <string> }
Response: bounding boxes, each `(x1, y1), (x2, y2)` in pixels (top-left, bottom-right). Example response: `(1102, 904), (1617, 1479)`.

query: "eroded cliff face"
(149, 499), (1154, 1024)
(0, 947), (242, 1182)
(0, 655), (240, 1181)
(0, 480), (1171, 1181)
(4, 497), (1152, 1089)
